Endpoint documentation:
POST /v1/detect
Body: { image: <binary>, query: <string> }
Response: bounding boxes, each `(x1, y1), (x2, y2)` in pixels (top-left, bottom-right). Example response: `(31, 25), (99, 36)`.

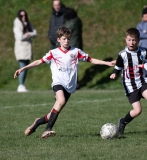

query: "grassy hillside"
(0, 0), (146, 90)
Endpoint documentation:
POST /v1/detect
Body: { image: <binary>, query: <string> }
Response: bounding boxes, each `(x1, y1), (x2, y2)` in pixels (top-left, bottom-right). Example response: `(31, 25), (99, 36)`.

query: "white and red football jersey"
(41, 46), (91, 93)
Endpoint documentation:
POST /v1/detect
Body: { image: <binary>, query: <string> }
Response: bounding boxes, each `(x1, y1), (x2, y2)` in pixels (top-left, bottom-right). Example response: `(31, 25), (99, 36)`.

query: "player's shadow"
(79, 57), (115, 88)
(59, 133), (103, 138)
(90, 133), (126, 139)
(125, 130), (147, 135)
(59, 133), (121, 139)
(59, 130), (147, 139)
(115, 130), (147, 139)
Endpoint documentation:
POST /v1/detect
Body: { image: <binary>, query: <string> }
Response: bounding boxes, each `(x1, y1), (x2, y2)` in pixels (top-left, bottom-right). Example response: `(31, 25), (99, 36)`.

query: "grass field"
(1, 90), (147, 160)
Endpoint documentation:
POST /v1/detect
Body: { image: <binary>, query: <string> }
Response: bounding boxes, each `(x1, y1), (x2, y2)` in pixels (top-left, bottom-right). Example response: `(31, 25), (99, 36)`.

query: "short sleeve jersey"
(113, 46), (147, 95)
(41, 46), (91, 93)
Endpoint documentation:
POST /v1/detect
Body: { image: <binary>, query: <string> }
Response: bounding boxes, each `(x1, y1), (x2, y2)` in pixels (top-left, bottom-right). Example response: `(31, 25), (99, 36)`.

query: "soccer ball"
(100, 123), (118, 139)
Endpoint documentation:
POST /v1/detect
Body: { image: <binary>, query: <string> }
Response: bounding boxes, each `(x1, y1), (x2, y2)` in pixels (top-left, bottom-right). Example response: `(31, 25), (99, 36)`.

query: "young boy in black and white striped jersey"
(110, 28), (147, 136)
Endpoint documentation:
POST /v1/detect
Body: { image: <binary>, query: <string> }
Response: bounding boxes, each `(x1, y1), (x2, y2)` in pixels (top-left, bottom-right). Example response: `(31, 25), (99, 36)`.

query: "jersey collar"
(125, 46), (139, 54)
(58, 46), (71, 54)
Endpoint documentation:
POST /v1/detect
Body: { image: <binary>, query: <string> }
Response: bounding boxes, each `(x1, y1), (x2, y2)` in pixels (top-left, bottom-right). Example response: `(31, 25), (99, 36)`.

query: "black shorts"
(127, 84), (147, 104)
(53, 85), (71, 103)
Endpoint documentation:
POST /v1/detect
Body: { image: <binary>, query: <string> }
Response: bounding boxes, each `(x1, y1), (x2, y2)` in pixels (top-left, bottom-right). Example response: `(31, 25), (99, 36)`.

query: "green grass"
(1, 0), (147, 90)
(1, 1), (147, 159)
(1, 90), (147, 160)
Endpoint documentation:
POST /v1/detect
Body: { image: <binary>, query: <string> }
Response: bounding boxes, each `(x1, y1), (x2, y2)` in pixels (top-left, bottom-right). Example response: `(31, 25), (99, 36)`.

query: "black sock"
(45, 109), (59, 131)
(32, 116), (48, 131)
(121, 111), (134, 125)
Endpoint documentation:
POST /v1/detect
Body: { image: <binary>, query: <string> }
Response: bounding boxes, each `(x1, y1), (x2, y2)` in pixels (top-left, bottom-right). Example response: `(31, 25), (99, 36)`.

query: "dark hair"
(17, 9), (33, 33)
(126, 28), (140, 40)
(64, 7), (77, 20)
(57, 27), (71, 38)
(142, 7), (147, 16)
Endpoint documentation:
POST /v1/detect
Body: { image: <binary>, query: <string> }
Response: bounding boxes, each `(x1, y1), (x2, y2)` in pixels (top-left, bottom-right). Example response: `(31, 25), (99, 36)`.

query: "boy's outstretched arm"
(89, 58), (115, 66)
(14, 59), (43, 78)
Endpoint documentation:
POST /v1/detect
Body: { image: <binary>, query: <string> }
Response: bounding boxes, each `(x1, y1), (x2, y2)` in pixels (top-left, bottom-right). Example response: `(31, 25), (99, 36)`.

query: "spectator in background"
(136, 6), (147, 48)
(64, 7), (83, 89)
(13, 9), (37, 92)
(48, 0), (66, 49)
(64, 7), (83, 50)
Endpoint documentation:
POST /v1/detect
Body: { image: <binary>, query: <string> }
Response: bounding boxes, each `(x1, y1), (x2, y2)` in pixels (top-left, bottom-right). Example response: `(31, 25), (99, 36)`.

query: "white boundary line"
(2, 97), (126, 109)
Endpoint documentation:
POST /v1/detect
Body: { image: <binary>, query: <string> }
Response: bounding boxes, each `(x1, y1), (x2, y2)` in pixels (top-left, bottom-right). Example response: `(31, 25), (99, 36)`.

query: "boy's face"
(57, 36), (70, 49)
(142, 14), (147, 22)
(125, 35), (139, 51)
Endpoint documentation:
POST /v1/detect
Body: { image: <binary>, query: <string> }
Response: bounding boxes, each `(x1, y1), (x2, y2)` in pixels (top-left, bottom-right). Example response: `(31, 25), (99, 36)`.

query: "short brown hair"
(56, 27), (71, 38)
(126, 28), (140, 40)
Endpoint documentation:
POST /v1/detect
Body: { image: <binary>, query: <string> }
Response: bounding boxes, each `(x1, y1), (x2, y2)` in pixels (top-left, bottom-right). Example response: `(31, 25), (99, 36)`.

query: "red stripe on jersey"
(58, 46), (71, 54)
(78, 51), (91, 62)
(46, 51), (53, 60)
(78, 51), (85, 59)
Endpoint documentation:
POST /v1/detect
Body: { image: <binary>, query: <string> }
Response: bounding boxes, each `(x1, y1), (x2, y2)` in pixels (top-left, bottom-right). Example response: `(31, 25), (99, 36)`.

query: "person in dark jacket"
(64, 8), (83, 89)
(48, 0), (66, 49)
(64, 7), (83, 50)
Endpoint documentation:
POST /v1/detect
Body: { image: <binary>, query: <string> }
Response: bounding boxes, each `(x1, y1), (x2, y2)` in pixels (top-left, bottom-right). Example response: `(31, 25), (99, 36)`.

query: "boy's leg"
(141, 87), (147, 100)
(25, 114), (49, 136)
(41, 108), (59, 138)
(118, 89), (142, 136)
(118, 101), (141, 136)
(119, 101), (141, 123)
(41, 85), (70, 139)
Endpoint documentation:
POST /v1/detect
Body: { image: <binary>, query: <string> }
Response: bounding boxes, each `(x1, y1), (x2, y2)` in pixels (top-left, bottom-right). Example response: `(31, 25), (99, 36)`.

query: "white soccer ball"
(100, 123), (118, 139)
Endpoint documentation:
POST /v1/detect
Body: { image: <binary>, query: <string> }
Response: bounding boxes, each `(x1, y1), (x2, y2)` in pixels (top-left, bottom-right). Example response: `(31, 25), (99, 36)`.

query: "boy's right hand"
(110, 73), (117, 79)
(25, 32), (29, 37)
(14, 69), (22, 78)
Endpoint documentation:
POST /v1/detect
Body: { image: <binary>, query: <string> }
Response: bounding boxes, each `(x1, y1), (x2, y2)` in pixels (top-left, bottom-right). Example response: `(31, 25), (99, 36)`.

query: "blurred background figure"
(64, 7), (83, 89)
(48, 0), (66, 49)
(64, 7), (83, 50)
(13, 9), (37, 92)
(136, 6), (147, 49)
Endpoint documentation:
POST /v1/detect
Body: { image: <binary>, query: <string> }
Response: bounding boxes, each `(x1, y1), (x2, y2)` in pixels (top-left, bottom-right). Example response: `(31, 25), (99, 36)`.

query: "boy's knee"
(135, 108), (142, 116)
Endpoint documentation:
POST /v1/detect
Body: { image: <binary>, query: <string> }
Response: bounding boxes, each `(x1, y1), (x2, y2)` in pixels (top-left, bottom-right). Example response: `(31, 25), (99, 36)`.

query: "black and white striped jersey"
(113, 46), (147, 95)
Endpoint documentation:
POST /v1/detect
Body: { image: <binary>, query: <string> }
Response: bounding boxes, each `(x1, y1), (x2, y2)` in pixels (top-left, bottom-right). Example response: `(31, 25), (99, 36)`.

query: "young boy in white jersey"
(110, 28), (147, 136)
(14, 27), (114, 139)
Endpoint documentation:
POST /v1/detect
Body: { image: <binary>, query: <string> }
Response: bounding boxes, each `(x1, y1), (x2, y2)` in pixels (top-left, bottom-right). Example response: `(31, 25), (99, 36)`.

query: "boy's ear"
(57, 38), (60, 42)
